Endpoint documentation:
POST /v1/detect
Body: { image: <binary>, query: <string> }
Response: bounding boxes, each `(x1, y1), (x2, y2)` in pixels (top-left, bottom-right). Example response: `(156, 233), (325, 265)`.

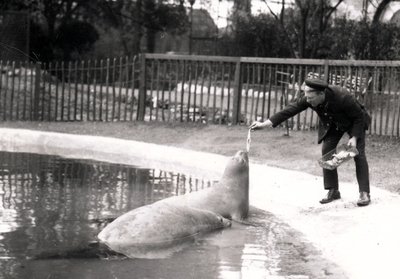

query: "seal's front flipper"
(31, 241), (126, 260)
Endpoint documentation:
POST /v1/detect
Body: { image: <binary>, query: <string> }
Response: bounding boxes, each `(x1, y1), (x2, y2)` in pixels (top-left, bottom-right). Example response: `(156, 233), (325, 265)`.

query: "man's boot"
(357, 191), (370, 206)
(320, 189), (341, 204)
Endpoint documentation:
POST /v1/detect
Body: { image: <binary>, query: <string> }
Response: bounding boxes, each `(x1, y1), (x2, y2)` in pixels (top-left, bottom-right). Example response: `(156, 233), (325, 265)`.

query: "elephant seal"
(98, 202), (231, 259)
(159, 150), (249, 220)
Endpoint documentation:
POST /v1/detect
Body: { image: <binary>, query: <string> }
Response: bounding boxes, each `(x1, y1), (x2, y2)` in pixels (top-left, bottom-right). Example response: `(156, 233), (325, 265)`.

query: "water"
(0, 151), (343, 279)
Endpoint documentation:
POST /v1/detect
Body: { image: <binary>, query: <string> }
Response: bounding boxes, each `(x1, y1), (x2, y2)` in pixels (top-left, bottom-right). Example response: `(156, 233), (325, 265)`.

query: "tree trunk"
(135, 0), (143, 54)
(299, 11), (308, 58)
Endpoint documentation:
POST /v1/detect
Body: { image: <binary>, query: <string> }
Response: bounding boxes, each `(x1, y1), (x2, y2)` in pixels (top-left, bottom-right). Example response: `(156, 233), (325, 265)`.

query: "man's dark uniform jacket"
(269, 85), (371, 143)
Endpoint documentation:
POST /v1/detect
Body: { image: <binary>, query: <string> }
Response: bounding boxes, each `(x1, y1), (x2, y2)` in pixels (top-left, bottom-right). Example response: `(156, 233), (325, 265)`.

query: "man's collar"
(322, 88), (332, 106)
(315, 89), (329, 109)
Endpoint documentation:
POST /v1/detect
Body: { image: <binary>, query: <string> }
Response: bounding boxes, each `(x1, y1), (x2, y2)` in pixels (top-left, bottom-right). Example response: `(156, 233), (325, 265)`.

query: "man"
(250, 78), (371, 206)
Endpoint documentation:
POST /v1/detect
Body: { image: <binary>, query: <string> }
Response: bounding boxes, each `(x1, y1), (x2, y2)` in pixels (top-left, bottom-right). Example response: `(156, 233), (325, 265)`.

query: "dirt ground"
(1, 121), (399, 195)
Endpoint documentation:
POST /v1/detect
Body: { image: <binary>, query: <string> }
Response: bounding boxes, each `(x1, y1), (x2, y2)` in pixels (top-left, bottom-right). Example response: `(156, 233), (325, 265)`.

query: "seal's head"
(204, 213), (232, 229)
(219, 215), (232, 228)
(221, 150), (249, 182)
(224, 150), (248, 173)
(234, 150), (248, 164)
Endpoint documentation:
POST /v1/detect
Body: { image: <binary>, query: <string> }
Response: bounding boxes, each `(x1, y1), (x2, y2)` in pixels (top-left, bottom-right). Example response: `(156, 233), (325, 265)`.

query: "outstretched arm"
(249, 119), (273, 131)
(250, 96), (309, 131)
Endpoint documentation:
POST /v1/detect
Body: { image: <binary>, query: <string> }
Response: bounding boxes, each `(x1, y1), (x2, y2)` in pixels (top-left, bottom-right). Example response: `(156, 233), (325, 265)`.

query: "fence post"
(33, 62), (41, 121)
(232, 59), (242, 125)
(137, 54), (146, 121)
(324, 60), (329, 82)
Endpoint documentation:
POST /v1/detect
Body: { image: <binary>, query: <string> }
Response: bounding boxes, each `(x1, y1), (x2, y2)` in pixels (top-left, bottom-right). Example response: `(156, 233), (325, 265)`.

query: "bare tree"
(261, 0), (344, 58)
(261, 0), (297, 57)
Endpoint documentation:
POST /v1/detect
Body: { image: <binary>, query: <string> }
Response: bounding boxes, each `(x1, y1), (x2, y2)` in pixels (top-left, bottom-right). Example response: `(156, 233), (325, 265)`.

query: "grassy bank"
(1, 121), (399, 195)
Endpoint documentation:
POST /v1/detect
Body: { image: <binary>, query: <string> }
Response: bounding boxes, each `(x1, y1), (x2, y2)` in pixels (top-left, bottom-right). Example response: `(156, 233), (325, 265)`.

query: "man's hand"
(249, 119), (273, 131)
(347, 136), (357, 148)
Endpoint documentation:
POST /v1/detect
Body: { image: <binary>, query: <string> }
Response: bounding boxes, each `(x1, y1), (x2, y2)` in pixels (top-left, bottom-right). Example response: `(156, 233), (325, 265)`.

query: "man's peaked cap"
(305, 78), (328, 91)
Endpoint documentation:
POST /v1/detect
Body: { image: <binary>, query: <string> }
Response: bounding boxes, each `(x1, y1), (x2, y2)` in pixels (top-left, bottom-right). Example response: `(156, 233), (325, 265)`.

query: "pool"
(0, 151), (341, 279)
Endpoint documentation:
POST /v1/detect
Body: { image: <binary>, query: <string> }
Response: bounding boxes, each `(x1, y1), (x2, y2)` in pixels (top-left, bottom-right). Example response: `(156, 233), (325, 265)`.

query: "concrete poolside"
(0, 128), (399, 279)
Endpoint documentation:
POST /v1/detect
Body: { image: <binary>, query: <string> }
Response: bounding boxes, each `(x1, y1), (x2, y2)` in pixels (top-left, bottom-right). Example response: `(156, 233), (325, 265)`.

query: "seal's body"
(160, 150), (249, 220)
(97, 150), (248, 258)
(98, 202), (230, 258)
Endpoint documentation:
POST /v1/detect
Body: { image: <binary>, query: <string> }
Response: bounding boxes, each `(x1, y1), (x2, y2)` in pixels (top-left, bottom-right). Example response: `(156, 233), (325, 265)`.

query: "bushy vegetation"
(2, 0), (400, 61)
(223, 0), (400, 60)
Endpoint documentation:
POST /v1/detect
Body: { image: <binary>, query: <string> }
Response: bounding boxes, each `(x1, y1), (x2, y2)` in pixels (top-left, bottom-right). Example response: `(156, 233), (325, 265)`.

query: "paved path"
(0, 128), (399, 279)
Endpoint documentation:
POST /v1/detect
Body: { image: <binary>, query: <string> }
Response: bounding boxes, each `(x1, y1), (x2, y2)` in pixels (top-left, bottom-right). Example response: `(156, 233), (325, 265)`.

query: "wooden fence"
(0, 56), (140, 122)
(1, 54), (400, 137)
